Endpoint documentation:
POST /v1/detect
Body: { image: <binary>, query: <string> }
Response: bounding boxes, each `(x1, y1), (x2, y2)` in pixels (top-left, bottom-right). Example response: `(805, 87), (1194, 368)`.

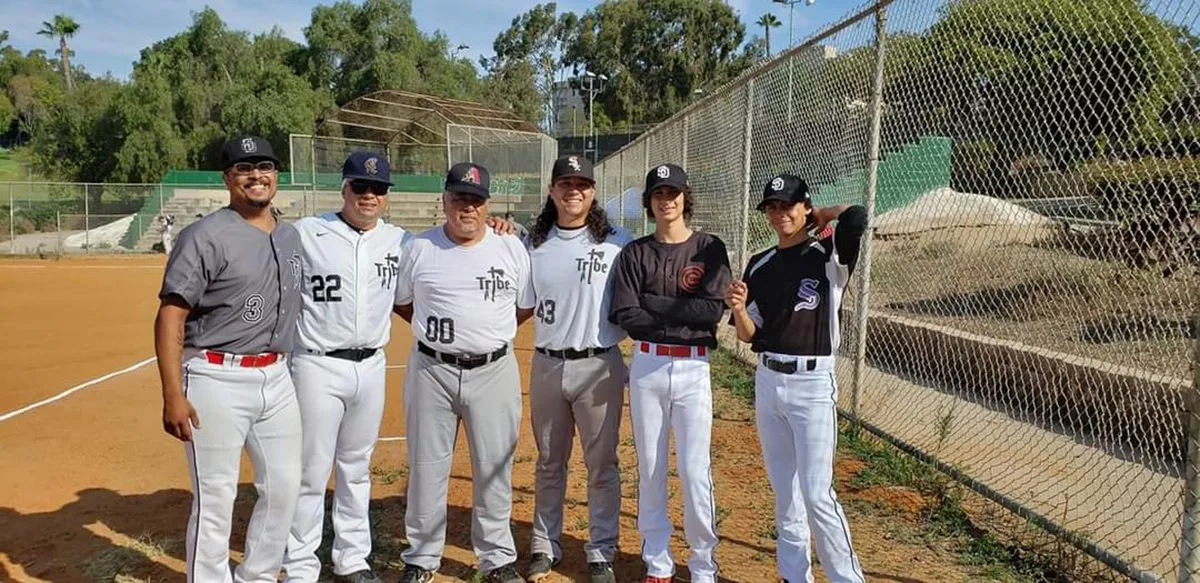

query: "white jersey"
(294, 213), (412, 352)
(396, 226), (534, 355)
(529, 224), (634, 350)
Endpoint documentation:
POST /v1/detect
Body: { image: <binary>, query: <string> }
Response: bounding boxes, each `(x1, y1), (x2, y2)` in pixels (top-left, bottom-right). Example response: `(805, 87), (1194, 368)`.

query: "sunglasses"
(230, 160), (277, 174)
(349, 181), (389, 196)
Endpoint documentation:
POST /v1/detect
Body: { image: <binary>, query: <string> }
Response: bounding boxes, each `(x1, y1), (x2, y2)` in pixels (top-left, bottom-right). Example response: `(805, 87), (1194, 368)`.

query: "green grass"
(0, 148), (37, 182)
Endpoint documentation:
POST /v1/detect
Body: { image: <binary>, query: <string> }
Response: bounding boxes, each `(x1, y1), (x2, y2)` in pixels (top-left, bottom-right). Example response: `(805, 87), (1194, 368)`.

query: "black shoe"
(588, 561), (616, 583)
(398, 565), (434, 583)
(526, 553), (559, 581)
(333, 570), (381, 583)
(485, 563), (526, 583)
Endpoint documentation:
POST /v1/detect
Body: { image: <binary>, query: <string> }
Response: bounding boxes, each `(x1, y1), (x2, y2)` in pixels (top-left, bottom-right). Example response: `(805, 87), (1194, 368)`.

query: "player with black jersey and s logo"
(724, 174), (868, 583)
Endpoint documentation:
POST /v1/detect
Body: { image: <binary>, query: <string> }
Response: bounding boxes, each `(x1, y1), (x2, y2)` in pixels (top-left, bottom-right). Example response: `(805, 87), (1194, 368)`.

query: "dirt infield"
(0, 256), (981, 582)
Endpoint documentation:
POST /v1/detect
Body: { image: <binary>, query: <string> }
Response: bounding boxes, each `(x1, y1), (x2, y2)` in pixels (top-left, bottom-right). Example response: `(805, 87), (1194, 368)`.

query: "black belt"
(305, 347), (380, 362)
(762, 355), (818, 374)
(325, 347), (379, 362)
(418, 341), (508, 370)
(535, 345), (614, 360)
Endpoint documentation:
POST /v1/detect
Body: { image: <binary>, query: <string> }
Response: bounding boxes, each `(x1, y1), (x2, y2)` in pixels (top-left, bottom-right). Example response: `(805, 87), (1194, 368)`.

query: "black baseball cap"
(220, 135), (280, 170)
(551, 155), (594, 183)
(757, 174), (810, 211)
(343, 151), (393, 185)
(445, 162), (491, 198)
(644, 163), (689, 193)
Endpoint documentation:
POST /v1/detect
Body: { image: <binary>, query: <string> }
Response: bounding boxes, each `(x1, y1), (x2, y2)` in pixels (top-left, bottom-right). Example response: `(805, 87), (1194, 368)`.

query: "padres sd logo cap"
(757, 174), (810, 211)
(445, 162), (492, 199)
(342, 151), (393, 185)
(220, 135), (281, 170)
(643, 163), (689, 193)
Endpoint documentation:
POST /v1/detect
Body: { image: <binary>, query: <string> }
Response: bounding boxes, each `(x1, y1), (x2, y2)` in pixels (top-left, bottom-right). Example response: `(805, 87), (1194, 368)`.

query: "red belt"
(638, 342), (706, 358)
(205, 351), (280, 368)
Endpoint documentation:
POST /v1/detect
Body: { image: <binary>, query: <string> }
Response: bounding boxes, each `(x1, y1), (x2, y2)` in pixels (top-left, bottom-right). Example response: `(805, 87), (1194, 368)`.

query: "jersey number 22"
(311, 275), (342, 302)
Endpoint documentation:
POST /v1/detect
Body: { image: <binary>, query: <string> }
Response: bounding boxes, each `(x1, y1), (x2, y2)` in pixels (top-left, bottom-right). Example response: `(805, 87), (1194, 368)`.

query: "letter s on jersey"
(794, 278), (821, 311)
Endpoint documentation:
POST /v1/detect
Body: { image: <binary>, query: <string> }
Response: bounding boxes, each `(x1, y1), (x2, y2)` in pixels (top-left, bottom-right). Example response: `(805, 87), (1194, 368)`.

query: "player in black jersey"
(725, 174), (867, 583)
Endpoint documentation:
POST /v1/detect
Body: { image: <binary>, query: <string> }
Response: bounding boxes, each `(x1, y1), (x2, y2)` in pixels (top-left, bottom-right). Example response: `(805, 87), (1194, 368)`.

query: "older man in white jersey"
(282, 152), (411, 583)
(393, 162), (534, 583)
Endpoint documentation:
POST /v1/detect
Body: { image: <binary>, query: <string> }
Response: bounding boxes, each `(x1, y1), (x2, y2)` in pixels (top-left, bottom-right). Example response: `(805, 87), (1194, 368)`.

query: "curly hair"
(529, 195), (614, 248)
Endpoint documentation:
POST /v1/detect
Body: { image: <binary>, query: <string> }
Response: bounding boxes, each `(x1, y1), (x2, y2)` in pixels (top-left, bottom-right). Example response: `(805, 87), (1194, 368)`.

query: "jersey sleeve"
(159, 223), (221, 307)
(393, 236), (418, 306)
(699, 235), (733, 300)
(514, 239), (536, 310)
(834, 205), (868, 273)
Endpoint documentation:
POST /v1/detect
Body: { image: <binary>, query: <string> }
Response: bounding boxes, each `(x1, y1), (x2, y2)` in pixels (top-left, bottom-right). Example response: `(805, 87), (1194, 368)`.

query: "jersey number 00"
(425, 316), (455, 344)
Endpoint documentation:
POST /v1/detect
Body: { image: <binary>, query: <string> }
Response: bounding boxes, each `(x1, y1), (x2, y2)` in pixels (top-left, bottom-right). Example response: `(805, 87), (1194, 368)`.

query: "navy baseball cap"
(757, 174), (810, 211)
(644, 163), (689, 193)
(343, 151), (393, 185)
(551, 155), (594, 183)
(445, 162), (491, 199)
(220, 135), (280, 170)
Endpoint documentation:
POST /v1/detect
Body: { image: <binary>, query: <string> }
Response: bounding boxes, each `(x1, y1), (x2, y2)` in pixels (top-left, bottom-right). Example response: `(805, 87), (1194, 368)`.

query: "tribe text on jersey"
(530, 225), (634, 350)
(294, 214), (413, 351)
(396, 227), (534, 354)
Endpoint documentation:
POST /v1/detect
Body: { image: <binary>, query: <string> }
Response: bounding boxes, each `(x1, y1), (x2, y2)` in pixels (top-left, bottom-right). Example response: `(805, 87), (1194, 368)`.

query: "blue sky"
(2, 0), (851, 80)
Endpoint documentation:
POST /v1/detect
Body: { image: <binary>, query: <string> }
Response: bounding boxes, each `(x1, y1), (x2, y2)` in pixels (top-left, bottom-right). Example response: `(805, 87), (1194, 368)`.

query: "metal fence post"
(682, 115), (690, 170)
(618, 152), (625, 226)
(56, 211), (61, 255)
(8, 184), (13, 255)
(84, 184), (90, 255)
(1182, 305), (1200, 581)
(850, 4), (888, 422)
(642, 145), (650, 236)
(738, 82), (755, 272)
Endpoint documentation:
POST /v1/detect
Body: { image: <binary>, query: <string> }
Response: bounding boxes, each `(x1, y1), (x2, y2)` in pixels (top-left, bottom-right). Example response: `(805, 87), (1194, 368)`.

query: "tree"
(756, 13), (781, 56)
(560, 0), (757, 127)
(482, 3), (571, 128)
(36, 14), (79, 90)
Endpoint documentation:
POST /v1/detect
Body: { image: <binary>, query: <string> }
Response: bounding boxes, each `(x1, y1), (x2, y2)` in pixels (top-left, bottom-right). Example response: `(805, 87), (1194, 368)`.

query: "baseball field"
(0, 255), (1079, 582)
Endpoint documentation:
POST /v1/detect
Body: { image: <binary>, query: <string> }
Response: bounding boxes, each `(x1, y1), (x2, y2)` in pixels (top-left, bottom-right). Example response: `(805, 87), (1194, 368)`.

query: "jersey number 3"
(311, 275), (342, 302)
(536, 299), (556, 325)
(425, 316), (455, 344)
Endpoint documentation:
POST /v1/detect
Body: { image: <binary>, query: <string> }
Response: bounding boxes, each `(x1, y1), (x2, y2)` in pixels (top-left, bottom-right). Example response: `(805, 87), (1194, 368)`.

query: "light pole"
(583, 71), (608, 163)
(772, 0), (815, 124)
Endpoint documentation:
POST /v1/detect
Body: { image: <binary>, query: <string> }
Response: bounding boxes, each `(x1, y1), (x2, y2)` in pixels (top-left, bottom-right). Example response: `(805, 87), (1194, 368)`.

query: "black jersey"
(609, 231), (732, 348)
(739, 206), (868, 356)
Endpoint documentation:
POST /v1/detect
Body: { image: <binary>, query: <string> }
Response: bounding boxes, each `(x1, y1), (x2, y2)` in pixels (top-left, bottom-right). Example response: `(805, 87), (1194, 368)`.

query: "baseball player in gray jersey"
(393, 162), (535, 583)
(525, 156), (633, 583)
(155, 136), (304, 583)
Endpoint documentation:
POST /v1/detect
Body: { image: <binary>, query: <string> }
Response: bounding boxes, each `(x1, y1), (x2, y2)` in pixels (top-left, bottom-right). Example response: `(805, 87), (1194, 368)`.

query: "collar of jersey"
(553, 224), (589, 241)
(321, 212), (383, 242)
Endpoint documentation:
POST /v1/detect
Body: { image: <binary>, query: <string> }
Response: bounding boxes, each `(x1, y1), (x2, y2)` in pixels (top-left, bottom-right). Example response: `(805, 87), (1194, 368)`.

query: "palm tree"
(37, 14), (80, 90)
(756, 13), (782, 57)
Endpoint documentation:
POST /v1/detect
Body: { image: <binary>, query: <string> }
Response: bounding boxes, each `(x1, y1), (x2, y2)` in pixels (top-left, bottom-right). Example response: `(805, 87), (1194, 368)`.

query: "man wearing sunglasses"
(282, 151), (410, 583)
(155, 135), (304, 583)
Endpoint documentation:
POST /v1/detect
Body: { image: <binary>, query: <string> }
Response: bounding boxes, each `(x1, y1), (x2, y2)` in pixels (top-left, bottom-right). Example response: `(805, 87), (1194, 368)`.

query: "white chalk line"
(0, 357), (158, 423)
(377, 436), (407, 442)
(386, 364), (406, 369)
(0, 265), (162, 270)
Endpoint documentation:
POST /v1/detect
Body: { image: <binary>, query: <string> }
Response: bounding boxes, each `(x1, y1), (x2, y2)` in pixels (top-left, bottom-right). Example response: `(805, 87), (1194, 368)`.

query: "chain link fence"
(595, 0), (1198, 579)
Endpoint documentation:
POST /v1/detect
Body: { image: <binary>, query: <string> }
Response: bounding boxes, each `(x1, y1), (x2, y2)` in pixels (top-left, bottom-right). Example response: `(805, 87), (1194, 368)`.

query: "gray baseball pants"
(529, 348), (626, 563)
(401, 348), (521, 572)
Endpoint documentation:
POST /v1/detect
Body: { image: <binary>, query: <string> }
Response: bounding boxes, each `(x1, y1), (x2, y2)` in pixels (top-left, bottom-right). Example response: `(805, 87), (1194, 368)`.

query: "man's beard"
(246, 197), (270, 209)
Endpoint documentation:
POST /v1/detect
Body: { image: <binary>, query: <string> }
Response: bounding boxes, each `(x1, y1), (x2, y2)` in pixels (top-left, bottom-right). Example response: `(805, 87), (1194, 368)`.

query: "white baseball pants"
(283, 351), (387, 582)
(628, 343), (719, 582)
(182, 352), (303, 583)
(755, 354), (864, 583)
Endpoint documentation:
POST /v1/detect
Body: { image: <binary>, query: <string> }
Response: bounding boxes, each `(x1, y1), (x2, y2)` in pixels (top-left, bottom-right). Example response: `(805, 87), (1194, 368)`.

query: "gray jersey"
(159, 207), (303, 354)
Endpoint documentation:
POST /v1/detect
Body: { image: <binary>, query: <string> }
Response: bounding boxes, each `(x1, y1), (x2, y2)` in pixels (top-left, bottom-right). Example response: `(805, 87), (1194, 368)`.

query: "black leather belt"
(418, 341), (508, 370)
(535, 345), (614, 360)
(326, 348), (379, 362)
(762, 355), (818, 374)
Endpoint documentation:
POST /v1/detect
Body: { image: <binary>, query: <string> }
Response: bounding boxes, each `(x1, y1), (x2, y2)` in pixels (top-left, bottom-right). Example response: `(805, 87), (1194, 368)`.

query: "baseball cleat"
(526, 552), (559, 581)
(588, 561), (616, 583)
(398, 565), (434, 583)
(333, 569), (381, 583)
